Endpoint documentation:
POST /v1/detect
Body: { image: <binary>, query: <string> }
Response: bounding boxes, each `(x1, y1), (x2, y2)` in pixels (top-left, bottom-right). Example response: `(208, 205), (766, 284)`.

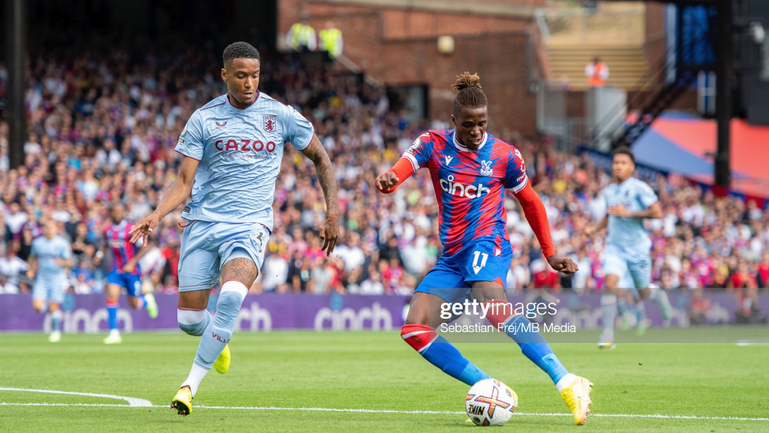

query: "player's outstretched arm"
(300, 136), (339, 255)
(607, 202), (663, 219)
(512, 182), (578, 275)
(129, 156), (199, 245)
(375, 158), (415, 194)
(584, 215), (608, 237)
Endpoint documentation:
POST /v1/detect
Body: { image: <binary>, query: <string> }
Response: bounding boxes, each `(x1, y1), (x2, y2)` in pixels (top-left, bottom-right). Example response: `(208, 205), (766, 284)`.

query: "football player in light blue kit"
(27, 220), (73, 343)
(129, 42), (338, 415)
(585, 146), (672, 349)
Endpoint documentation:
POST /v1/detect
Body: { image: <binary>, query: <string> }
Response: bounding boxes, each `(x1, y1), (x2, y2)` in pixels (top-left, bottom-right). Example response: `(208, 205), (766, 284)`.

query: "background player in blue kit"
(95, 203), (158, 344)
(375, 73), (593, 425)
(27, 221), (72, 343)
(129, 42), (338, 415)
(585, 147), (673, 349)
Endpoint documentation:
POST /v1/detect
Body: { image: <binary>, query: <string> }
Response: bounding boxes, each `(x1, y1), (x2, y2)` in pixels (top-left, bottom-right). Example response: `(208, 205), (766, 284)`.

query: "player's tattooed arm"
(300, 135), (339, 255)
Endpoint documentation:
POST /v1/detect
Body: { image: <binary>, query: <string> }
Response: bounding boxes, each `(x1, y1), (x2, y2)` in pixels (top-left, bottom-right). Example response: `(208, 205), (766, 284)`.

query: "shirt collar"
(452, 131), (488, 152)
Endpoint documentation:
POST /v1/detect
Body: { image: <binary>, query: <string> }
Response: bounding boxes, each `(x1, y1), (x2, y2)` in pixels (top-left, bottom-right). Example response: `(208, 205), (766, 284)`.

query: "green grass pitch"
(1, 328), (768, 432)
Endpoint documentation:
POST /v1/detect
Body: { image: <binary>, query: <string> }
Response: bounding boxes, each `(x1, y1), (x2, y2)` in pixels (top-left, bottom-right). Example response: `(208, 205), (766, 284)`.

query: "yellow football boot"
(560, 376), (593, 425)
(144, 293), (158, 319)
(171, 385), (193, 416)
(213, 344), (230, 374)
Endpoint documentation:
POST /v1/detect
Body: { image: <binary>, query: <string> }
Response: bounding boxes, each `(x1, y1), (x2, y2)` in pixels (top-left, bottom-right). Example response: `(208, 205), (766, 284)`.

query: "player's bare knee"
(404, 314), (431, 326)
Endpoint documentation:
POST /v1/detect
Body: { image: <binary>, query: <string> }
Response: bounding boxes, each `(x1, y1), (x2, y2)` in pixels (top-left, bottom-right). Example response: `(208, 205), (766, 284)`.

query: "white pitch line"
(0, 387), (152, 407)
(1, 402), (768, 422)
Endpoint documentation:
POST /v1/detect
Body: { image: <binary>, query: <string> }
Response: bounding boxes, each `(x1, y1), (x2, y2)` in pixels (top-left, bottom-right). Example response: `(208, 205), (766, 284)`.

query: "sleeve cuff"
(296, 131), (315, 151)
(174, 149), (201, 161)
(509, 175), (528, 194)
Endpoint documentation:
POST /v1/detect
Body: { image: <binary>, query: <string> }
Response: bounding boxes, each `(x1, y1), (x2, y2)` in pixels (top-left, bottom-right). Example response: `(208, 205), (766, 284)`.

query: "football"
(465, 379), (518, 426)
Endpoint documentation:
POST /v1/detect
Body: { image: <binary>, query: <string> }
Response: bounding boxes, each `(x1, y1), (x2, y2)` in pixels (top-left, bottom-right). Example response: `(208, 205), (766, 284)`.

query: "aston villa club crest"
(263, 115), (277, 132)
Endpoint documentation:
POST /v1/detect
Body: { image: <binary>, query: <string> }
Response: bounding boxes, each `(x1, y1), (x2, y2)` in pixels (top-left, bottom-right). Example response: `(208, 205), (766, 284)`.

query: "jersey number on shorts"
(472, 251), (489, 275)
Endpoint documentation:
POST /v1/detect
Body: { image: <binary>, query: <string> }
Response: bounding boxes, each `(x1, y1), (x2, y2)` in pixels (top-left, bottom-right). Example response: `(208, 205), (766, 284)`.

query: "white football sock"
(181, 363), (209, 397)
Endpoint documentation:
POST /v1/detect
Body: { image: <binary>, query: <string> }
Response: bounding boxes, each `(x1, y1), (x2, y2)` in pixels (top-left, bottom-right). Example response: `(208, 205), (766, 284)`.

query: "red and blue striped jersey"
(104, 220), (140, 275)
(402, 130), (528, 257)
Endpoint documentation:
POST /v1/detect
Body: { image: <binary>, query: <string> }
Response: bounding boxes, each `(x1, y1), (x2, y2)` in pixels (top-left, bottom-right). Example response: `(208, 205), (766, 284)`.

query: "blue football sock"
(194, 282), (246, 369)
(495, 314), (568, 384)
(401, 324), (491, 386)
(106, 300), (118, 331)
(50, 310), (62, 333)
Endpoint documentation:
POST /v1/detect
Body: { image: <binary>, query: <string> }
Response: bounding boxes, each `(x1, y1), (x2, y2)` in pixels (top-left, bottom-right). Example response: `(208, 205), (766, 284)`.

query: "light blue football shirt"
(175, 92), (314, 231)
(602, 177), (658, 260)
(30, 235), (71, 278)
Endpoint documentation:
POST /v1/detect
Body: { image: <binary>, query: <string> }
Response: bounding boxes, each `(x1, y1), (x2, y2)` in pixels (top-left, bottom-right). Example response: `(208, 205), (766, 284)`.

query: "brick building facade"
(280, 0), (548, 137)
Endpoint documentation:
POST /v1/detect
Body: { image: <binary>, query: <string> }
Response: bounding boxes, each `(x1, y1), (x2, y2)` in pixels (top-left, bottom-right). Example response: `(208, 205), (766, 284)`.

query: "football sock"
(50, 310), (62, 333)
(181, 363), (209, 397)
(617, 297), (628, 317)
(193, 281), (246, 369)
(401, 324), (491, 386)
(178, 308), (212, 336)
(555, 373), (578, 393)
(484, 301), (568, 385)
(106, 300), (118, 331)
(634, 299), (646, 324)
(137, 295), (146, 309)
(600, 294), (617, 337)
(647, 284), (668, 307)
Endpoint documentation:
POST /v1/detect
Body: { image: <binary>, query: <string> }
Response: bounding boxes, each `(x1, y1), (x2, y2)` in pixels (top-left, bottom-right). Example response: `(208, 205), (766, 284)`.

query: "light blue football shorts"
(32, 275), (67, 304)
(602, 244), (651, 294)
(178, 221), (270, 292)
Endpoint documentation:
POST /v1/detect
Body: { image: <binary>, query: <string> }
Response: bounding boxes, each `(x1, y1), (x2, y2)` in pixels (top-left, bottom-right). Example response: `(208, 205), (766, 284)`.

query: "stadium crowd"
(0, 49), (768, 298)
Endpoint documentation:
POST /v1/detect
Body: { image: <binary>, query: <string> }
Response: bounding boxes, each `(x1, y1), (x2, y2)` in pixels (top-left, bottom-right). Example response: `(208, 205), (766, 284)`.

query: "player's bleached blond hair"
(452, 72), (487, 115)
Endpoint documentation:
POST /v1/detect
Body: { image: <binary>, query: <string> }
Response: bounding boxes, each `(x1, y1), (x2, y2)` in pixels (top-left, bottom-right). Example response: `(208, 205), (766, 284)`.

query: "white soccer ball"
(465, 379), (518, 426)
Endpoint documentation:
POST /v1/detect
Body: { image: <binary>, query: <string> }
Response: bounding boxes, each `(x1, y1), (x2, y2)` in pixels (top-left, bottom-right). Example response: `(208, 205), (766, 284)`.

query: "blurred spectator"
(688, 288), (712, 325)
(286, 13), (317, 52)
(0, 273), (19, 294)
(585, 57), (609, 87)
(359, 270), (385, 295)
(735, 286), (766, 324)
(0, 246), (27, 287)
(319, 21), (343, 59)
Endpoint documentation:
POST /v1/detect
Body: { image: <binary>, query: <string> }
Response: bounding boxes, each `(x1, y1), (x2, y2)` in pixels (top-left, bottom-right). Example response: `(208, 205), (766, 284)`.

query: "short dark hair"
(612, 146), (635, 164)
(223, 42), (260, 66)
(452, 72), (487, 115)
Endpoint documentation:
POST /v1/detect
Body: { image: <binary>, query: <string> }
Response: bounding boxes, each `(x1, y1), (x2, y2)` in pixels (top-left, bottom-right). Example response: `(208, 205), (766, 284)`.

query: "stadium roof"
(633, 112), (769, 198)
